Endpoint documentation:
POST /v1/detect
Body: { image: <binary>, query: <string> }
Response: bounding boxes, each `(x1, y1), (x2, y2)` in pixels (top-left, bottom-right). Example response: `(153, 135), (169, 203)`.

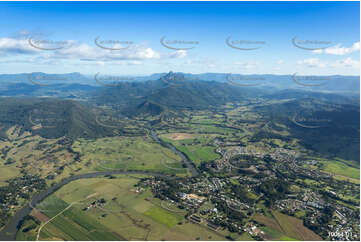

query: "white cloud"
(330, 57), (360, 69)
(0, 37), (39, 55)
(0, 36), (184, 63)
(125, 60), (143, 65)
(96, 61), (105, 66)
(181, 58), (216, 68)
(273, 67), (281, 71)
(52, 43), (160, 61)
(167, 50), (187, 58)
(234, 61), (259, 69)
(313, 42), (360, 55)
(297, 57), (359, 72)
(55, 43), (99, 59)
(297, 58), (326, 68)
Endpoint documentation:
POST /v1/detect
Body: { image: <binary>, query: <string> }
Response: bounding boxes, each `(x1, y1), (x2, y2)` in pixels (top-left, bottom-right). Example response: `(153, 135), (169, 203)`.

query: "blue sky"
(0, 1), (359, 76)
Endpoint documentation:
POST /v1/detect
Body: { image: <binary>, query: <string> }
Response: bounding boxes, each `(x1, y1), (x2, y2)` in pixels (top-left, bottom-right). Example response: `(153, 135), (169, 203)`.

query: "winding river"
(0, 131), (198, 241)
(150, 130), (199, 177)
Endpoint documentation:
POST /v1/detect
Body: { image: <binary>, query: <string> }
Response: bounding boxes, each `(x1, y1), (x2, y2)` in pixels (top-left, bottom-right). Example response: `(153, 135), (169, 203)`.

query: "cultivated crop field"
(159, 132), (221, 167)
(19, 175), (226, 241)
(72, 136), (188, 175)
(253, 210), (322, 241)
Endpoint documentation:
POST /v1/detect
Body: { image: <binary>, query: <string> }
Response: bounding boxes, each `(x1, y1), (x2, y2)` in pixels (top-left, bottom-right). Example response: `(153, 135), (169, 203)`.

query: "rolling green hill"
(0, 97), (121, 139)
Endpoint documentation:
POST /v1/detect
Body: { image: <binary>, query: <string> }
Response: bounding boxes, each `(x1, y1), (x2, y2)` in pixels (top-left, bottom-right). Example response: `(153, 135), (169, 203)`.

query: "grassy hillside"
(0, 97), (121, 139)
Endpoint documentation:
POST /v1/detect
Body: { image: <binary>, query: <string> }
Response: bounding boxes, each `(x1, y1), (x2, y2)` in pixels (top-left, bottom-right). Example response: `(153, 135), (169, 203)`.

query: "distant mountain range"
(1, 71), (359, 120)
(0, 72), (358, 161)
(94, 72), (267, 116)
(0, 72), (359, 95)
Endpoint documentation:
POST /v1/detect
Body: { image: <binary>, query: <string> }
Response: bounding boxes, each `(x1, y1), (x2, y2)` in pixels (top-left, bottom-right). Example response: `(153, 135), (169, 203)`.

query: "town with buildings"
(136, 141), (360, 241)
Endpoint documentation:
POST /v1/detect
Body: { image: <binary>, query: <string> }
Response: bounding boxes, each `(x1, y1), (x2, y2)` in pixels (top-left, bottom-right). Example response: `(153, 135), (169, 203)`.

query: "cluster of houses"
(176, 177), (226, 195)
(82, 198), (106, 211)
(276, 190), (326, 217)
(226, 199), (250, 211)
(244, 222), (265, 238)
(177, 192), (205, 208)
(135, 137), (360, 240)
(0, 175), (46, 214)
(212, 145), (301, 177)
(329, 205), (359, 240)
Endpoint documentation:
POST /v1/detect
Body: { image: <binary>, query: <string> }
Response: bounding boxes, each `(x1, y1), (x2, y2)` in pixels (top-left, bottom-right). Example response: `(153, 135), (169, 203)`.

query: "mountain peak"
(161, 71), (185, 83)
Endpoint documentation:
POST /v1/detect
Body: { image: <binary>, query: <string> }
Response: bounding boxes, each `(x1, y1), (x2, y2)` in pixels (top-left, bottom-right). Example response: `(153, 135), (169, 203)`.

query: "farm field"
(159, 133), (221, 167)
(163, 133), (196, 140)
(0, 72), (359, 241)
(18, 175), (226, 241)
(253, 210), (322, 241)
(72, 136), (188, 175)
(319, 159), (360, 180)
(0, 165), (19, 186)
